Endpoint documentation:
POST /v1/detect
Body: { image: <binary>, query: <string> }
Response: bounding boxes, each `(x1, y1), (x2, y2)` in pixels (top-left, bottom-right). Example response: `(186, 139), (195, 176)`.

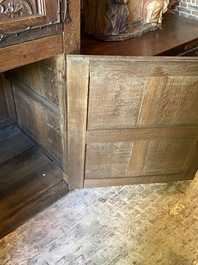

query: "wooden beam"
(86, 127), (198, 144)
(6, 74), (60, 117)
(0, 35), (63, 73)
(67, 57), (89, 190)
(84, 173), (188, 188)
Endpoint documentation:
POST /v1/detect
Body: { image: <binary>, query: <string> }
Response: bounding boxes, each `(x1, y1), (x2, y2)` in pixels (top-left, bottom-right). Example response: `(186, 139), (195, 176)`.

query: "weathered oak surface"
(0, 35), (63, 73)
(67, 55), (198, 189)
(10, 79), (63, 166)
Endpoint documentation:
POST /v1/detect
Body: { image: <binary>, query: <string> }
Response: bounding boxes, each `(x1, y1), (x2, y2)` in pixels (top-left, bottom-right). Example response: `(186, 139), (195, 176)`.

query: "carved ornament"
(0, 0), (34, 18)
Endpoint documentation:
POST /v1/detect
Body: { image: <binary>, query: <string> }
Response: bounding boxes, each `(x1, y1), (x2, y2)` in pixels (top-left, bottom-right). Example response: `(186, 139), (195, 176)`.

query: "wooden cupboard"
(1, 1), (198, 190)
(0, 0), (80, 238)
(0, 0), (198, 237)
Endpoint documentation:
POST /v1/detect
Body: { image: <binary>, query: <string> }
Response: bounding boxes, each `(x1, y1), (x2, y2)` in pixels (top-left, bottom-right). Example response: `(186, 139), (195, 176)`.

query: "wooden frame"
(67, 55), (198, 190)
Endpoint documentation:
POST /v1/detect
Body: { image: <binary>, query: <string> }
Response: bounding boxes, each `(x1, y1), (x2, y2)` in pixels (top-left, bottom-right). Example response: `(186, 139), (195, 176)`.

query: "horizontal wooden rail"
(86, 127), (198, 143)
(6, 74), (60, 117)
(84, 173), (191, 188)
(0, 34), (63, 73)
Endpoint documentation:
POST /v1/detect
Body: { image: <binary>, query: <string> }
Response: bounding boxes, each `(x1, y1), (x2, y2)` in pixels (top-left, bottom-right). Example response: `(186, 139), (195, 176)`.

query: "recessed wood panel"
(13, 84), (62, 165)
(142, 139), (194, 175)
(88, 77), (147, 129)
(11, 57), (62, 107)
(85, 142), (134, 179)
(67, 56), (198, 189)
(88, 59), (198, 130)
(156, 76), (198, 126)
(138, 76), (167, 126)
(85, 139), (195, 180)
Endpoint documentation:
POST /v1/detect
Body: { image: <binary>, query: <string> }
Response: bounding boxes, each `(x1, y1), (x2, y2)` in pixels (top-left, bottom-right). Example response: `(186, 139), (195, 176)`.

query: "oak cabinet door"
(67, 55), (198, 189)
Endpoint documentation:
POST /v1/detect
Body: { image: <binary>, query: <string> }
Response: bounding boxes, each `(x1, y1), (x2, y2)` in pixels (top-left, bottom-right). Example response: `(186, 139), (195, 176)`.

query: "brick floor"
(0, 172), (198, 265)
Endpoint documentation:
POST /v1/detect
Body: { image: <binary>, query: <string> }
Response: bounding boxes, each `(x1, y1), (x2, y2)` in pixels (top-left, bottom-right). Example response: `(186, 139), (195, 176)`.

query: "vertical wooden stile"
(67, 56), (90, 189)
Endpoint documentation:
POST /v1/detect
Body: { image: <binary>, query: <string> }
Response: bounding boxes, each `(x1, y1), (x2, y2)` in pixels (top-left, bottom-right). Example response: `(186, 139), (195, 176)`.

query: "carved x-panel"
(0, 0), (38, 20)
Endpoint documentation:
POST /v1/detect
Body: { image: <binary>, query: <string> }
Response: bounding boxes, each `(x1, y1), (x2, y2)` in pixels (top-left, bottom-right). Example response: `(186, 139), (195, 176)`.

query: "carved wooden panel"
(0, 0), (38, 21)
(0, 0), (59, 37)
(67, 56), (198, 190)
(0, 0), (69, 47)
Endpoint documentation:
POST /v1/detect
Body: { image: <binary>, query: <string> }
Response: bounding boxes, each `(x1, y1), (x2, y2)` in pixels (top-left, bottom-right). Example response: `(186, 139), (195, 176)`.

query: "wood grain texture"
(0, 180), (68, 239)
(84, 174), (186, 188)
(87, 75), (147, 129)
(0, 147), (48, 195)
(155, 76), (198, 126)
(7, 74), (60, 116)
(0, 162), (63, 217)
(10, 57), (63, 107)
(86, 127), (198, 143)
(0, 35), (63, 73)
(12, 84), (62, 166)
(87, 58), (198, 129)
(8, 53), (68, 173)
(85, 138), (196, 180)
(63, 0), (81, 54)
(67, 55), (198, 189)
(128, 141), (149, 176)
(138, 77), (167, 126)
(142, 139), (194, 175)
(67, 57), (89, 189)
(0, 74), (12, 129)
(0, 127), (35, 164)
(0, 16), (46, 32)
(89, 59), (198, 78)
(0, 126), (68, 239)
(85, 142), (134, 179)
(0, 24), (62, 50)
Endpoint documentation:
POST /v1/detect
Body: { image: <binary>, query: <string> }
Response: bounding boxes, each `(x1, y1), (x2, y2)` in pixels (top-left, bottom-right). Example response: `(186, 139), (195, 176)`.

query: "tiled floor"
(0, 173), (198, 265)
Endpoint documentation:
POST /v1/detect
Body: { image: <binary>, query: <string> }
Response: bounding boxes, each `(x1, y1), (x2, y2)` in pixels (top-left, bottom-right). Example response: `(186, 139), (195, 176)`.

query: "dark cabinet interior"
(0, 70), (69, 239)
(0, 0), (76, 238)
